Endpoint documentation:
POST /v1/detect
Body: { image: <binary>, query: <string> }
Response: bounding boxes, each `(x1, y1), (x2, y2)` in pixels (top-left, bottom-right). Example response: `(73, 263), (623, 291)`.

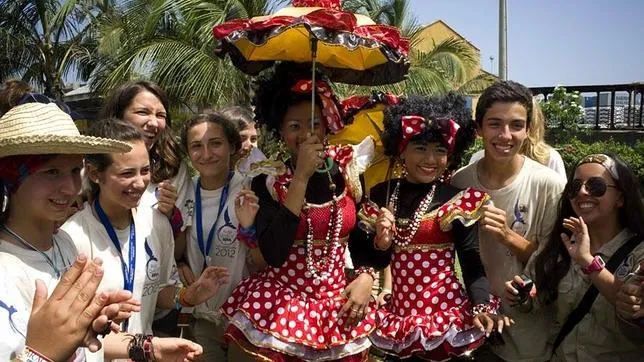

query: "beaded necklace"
(389, 180), (437, 247)
(276, 163), (343, 281)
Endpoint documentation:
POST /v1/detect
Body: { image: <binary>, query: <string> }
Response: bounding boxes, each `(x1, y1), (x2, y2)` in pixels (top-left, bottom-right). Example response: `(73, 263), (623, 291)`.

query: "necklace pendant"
(396, 218), (411, 229)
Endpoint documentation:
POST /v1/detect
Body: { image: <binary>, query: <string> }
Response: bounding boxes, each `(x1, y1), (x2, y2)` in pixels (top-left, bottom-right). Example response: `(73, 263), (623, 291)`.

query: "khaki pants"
(191, 318), (229, 361)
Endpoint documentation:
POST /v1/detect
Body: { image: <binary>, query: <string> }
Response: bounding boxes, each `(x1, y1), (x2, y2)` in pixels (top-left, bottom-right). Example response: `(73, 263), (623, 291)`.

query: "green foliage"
(0, 0), (102, 98)
(257, 125), (290, 162)
(554, 138), (644, 187)
(540, 86), (584, 131)
(460, 137), (483, 168)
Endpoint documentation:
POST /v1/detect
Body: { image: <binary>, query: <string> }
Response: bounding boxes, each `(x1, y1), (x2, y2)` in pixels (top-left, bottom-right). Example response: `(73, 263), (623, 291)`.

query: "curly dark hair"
(252, 62), (338, 134)
(534, 152), (644, 305)
(381, 93), (476, 172)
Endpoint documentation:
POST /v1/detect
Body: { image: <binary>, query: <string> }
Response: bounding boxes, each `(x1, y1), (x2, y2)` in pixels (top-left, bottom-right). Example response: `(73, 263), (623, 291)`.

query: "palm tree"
(336, 0), (495, 98)
(0, 0), (103, 99)
(91, 0), (278, 110)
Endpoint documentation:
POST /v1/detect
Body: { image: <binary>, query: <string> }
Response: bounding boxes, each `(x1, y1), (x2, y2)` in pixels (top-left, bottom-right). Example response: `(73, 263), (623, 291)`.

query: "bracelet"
(174, 286), (183, 310)
(179, 287), (195, 308)
(169, 207), (184, 235)
(355, 266), (377, 281)
(237, 225), (258, 249)
(380, 288), (392, 295)
(472, 303), (495, 316)
(143, 335), (155, 361)
(13, 346), (54, 362)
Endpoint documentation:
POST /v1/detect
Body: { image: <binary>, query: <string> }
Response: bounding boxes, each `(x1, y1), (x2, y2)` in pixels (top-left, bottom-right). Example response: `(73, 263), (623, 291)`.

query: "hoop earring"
(438, 170), (452, 183)
(1, 184), (8, 214)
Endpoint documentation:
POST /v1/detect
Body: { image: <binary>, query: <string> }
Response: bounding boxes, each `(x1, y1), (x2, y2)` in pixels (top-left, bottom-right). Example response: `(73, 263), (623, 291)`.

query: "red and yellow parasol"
(212, 0), (410, 86)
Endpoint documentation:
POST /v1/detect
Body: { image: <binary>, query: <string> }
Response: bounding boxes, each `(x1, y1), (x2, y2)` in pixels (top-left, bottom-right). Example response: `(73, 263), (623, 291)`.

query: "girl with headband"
(505, 153), (644, 361)
(352, 94), (510, 361)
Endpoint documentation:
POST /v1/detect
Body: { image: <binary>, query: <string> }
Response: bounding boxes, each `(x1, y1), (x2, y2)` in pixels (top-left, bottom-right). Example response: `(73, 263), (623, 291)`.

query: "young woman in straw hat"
(0, 103), (204, 361)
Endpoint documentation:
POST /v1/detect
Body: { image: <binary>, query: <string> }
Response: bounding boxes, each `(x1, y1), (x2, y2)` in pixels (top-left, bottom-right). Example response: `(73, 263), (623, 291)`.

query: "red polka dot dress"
(222, 146), (376, 362)
(370, 184), (499, 360)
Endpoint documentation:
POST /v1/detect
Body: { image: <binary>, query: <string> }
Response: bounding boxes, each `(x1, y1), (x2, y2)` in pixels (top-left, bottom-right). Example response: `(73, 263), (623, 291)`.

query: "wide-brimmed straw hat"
(0, 103), (131, 158)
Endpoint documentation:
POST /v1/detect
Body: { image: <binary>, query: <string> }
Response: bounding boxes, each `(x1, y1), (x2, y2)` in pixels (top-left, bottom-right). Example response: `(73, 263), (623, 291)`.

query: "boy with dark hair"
(451, 81), (565, 361)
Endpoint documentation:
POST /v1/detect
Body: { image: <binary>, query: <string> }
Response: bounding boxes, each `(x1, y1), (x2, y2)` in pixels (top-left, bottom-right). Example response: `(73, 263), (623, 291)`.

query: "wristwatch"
(582, 255), (605, 275)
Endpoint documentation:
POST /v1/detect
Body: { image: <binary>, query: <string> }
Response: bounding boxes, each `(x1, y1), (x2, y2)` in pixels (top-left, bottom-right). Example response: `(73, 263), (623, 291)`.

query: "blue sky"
(409, 0), (644, 87)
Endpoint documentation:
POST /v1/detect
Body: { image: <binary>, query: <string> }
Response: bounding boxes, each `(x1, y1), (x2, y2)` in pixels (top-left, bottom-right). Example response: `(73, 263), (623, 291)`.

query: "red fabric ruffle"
(213, 9), (409, 56)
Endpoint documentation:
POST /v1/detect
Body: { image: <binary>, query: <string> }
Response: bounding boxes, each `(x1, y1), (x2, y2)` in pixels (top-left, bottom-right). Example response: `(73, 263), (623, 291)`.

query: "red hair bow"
(398, 116), (460, 154)
(291, 79), (344, 133)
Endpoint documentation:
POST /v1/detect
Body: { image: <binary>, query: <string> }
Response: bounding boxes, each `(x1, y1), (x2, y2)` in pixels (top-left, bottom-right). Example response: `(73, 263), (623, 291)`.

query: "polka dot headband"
(398, 115), (460, 154)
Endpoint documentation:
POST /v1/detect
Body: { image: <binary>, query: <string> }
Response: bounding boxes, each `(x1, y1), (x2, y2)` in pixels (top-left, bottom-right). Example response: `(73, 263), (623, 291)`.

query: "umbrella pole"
(310, 37), (318, 132)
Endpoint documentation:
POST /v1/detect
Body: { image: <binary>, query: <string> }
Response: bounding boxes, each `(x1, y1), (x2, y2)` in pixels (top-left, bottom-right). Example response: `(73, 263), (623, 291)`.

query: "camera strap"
(551, 234), (641, 356)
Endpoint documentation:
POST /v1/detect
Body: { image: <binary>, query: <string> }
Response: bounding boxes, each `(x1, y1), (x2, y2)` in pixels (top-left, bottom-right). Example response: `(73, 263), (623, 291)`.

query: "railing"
(530, 83), (644, 130)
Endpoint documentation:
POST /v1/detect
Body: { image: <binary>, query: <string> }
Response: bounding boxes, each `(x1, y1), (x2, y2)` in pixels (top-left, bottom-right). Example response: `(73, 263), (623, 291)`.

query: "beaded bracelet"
(168, 206), (184, 235)
(355, 266), (378, 281)
(13, 346), (54, 362)
(472, 303), (496, 315)
(237, 225), (258, 248)
(128, 334), (155, 362)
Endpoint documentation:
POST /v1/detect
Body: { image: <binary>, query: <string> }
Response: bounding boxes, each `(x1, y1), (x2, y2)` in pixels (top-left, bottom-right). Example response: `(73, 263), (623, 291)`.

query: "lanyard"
(3, 225), (60, 278)
(94, 200), (136, 293)
(195, 172), (233, 268)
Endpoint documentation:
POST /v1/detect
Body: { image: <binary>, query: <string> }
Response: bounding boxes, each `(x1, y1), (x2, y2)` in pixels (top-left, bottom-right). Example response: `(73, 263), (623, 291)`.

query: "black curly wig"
(381, 93), (476, 172)
(252, 62), (340, 134)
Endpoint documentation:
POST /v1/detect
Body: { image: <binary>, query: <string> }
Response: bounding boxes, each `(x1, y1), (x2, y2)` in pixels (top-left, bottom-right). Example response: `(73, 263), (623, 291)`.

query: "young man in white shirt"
(451, 81), (566, 362)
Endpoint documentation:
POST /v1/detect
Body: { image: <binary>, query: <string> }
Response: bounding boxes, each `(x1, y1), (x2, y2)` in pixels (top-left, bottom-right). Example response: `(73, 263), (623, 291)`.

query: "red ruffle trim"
(213, 9), (409, 55)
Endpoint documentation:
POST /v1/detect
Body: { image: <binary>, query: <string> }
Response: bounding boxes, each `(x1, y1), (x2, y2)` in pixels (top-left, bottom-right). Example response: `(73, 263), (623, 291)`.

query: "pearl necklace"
(389, 180), (437, 247)
(303, 195), (343, 281)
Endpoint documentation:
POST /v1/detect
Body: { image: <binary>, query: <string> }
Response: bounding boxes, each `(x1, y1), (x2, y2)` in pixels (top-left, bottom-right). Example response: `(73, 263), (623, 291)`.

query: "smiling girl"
(60, 119), (229, 345)
(505, 153), (644, 361)
(352, 94), (509, 361)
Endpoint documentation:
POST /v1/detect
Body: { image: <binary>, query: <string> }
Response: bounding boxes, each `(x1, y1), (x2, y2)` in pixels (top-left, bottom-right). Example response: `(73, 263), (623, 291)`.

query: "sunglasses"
(567, 177), (618, 199)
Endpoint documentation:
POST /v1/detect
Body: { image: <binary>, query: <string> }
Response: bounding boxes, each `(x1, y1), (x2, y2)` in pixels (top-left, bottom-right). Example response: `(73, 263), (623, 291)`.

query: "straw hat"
(0, 103), (131, 158)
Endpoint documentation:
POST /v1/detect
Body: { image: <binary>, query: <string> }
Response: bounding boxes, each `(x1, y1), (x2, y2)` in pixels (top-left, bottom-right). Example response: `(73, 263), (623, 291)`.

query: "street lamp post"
(499, 0), (508, 80)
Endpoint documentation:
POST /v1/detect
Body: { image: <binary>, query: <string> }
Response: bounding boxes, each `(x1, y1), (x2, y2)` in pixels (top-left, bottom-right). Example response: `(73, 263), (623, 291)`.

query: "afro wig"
(382, 93), (476, 172)
(252, 62), (341, 134)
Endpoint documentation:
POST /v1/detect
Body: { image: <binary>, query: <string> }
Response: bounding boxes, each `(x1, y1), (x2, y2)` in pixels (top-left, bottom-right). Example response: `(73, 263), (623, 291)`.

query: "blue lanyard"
(94, 200), (136, 293)
(195, 172), (233, 268)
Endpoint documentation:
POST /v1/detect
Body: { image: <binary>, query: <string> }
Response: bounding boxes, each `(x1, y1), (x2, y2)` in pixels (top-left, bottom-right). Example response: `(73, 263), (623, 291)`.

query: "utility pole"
(499, 0), (508, 80)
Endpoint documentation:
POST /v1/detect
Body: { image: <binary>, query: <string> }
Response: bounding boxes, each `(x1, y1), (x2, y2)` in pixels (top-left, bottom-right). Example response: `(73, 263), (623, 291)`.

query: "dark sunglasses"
(567, 177), (618, 198)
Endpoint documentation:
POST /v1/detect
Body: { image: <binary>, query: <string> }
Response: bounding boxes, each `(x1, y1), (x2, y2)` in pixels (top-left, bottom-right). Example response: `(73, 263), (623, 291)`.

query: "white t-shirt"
(60, 205), (177, 335)
(139, 162), (195, 231)
(468, 147), (567, 181)
(0, 232), (83, 361)
(186, 172), (250, 324)
(451, 156), (565, 362)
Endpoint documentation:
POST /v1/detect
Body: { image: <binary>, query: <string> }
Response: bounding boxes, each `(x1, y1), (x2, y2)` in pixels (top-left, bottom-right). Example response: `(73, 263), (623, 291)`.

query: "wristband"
(237, 225), (258, 248)
(169, 206), (184, 235)
(179, 287), (194, 308)
(13, 346), (54, 362)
